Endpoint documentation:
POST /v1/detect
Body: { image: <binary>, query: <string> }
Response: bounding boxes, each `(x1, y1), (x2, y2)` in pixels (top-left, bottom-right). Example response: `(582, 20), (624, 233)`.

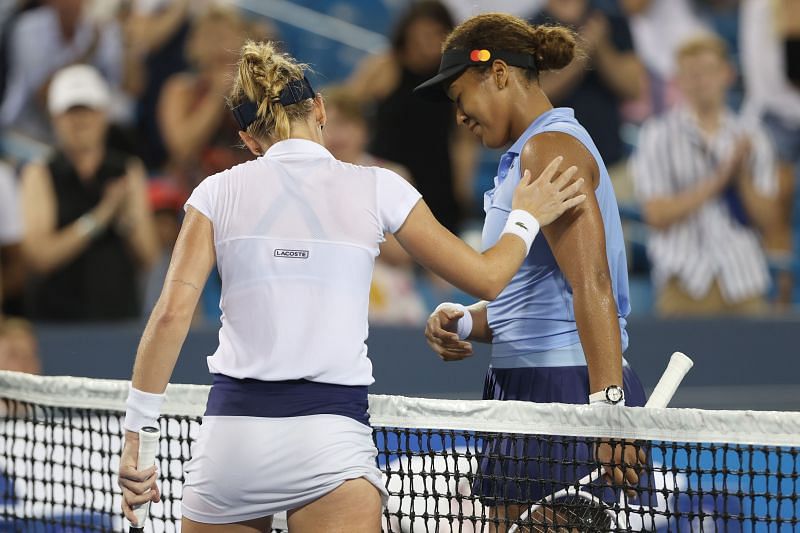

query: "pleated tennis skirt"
(181, 414), (388, 524)
(473, 362), (655, 506)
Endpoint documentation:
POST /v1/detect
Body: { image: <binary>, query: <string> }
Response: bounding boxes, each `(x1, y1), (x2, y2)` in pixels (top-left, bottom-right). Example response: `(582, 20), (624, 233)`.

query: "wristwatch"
(589, 385), (625, 405)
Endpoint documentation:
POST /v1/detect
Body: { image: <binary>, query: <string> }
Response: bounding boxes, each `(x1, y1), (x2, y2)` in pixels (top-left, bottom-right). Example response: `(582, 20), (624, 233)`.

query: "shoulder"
(19, 160), (54, 200)
(371, 165), (419, 197)
(330, 159), (392, 189)
(520, 130), (600, 186)
(521, 131), (596, 169)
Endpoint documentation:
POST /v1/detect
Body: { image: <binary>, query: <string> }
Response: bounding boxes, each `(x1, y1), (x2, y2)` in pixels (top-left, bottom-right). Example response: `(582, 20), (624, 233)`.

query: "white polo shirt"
(186, 139), (421, 386)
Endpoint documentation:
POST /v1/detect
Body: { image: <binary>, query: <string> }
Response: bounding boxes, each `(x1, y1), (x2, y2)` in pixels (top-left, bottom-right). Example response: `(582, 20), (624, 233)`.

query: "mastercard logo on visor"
(470, 49), (491, 62)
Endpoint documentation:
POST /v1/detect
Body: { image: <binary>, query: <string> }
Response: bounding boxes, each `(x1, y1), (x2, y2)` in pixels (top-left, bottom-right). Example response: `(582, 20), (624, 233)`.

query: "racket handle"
(128, 425), (160, 533)
(644, 352), (693, 408)
(563, 353), (694, 494)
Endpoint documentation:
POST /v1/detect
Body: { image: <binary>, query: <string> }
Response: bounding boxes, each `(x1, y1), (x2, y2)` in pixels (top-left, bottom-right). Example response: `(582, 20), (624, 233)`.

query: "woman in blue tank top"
(416, 12), (649, 529)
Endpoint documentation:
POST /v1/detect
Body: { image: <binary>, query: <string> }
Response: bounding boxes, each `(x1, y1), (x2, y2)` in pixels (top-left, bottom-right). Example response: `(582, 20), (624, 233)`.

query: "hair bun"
(530, 25), (576, 72)
(230, 40), (313, 141)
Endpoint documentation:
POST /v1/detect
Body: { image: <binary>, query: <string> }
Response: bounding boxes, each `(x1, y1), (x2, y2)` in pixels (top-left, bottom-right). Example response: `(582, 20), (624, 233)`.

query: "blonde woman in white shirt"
(117, 40), (586, 533)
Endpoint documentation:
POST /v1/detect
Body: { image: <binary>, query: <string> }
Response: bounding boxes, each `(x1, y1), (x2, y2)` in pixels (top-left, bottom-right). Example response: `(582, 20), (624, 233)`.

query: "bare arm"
(119, 208), (213, 523)
(396, 158), (585, 301)
(521, 133), (622, 394)
(0, 243), (26, 301)
(126, 0), (190, 55)
(642, 174), (727, 230)
(158, 75), (227, 166)
(117, 159), (160, 269)
(582, 13), (644, 101)
(466, 300), (491, 342)
(20, 163), (123, 274)
(450, 127), (479, 210)
(344, 52), (399, 101)
(130, 208), (215, 394)
(641, 142), (750, 230)
(594, 44), (645, 101)
(379, 233), (413, 267)
(539, 55), (590, 102)
(619, 0), (651, 15)
(395, 201), (528, 301)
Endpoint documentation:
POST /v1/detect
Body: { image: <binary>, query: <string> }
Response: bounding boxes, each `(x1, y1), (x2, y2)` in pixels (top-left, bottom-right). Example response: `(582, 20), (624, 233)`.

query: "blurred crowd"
(0, 0), (798, 371)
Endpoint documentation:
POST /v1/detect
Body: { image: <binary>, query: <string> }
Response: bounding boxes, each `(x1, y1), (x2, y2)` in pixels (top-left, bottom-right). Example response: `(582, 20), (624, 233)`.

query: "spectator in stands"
(740, 0), (800, 306)
(19, 64), (158, 321)
(142, 178), (186, 316)
(632, 34), (779, 316)
(621, 0), (709, 114)
(347, 0), (477, 233)
(323, 86), (425, 324)
(531, 0), (645, 188)
(0, 0), (124, 144)
(122, 0), (192, 171)
(0, 160), (25, 314)
(157, 4), (252, 192)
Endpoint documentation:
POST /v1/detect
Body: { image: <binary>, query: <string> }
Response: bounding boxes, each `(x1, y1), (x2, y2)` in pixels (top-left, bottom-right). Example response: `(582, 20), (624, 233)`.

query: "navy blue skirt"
(474, 364), (654, 506)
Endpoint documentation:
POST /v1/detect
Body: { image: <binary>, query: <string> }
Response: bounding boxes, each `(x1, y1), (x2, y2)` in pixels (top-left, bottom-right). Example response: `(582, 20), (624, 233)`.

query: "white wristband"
(433, 302), (473, 340)
(76, 213), (100, 240)
(123, 386), (165, 433)
(502, 210), (540, 254)
(589, 398), (626, 407)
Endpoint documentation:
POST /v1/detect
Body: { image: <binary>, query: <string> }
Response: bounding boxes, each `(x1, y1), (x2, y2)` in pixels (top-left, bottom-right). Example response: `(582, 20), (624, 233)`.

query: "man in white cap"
(18, 64), (158, 321)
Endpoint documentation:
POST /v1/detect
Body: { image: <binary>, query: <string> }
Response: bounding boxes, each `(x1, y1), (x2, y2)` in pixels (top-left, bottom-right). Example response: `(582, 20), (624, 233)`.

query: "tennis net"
(1, 370), (798, 532)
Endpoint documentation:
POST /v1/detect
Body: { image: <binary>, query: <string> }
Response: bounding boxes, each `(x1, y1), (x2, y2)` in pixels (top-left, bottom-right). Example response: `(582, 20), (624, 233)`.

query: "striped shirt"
(632, 107), (777, 303)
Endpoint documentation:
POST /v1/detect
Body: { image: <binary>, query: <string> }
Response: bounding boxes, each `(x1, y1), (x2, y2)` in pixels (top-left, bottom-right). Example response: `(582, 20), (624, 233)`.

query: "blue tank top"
(482, 108), (630, 363)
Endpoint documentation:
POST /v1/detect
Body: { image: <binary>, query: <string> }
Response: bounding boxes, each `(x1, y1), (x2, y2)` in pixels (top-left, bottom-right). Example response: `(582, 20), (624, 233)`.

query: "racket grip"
(644, 352), (693, 408)
(129, 425), (160, 532)
(570, 353), (694, 490)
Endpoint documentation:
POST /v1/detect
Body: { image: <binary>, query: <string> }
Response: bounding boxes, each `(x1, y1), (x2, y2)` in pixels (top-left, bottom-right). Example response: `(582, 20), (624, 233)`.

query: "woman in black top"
(20, 65), (158, 321)
(347, 1), (477, 232)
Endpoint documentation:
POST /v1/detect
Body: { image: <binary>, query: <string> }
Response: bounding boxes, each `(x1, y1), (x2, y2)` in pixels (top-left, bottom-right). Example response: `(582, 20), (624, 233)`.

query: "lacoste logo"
(274, 249), (309, 259)
(515, 221), (528, 231)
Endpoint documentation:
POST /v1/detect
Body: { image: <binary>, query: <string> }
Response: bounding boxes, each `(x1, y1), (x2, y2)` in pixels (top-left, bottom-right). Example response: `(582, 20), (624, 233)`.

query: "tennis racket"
(507, 351), (694, 533)
(128, 425), (160, 533)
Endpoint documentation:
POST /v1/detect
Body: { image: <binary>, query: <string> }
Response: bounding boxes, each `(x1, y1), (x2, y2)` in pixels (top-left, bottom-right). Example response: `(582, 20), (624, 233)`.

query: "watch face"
(606, 386), (623, 403)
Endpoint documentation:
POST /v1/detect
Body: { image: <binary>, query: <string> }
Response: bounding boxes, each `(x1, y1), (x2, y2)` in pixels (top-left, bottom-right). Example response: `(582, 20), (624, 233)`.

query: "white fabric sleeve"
(376, 169), (422, 234)
(748, 126), (779, 197)
(0, 165), (22, 245)
(184, 176), (216, 221)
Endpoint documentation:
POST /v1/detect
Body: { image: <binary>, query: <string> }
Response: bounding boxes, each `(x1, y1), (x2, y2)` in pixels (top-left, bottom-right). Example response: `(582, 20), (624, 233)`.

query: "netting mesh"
(1, 372), (799, 532)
